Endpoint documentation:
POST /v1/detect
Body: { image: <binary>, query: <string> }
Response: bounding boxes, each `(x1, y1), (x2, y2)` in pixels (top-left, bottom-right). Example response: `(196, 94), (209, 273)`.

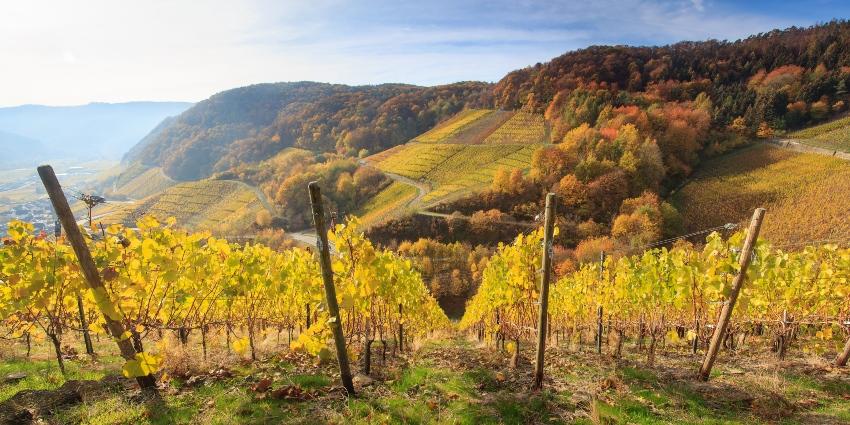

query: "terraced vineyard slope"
(366, 108), (548, 207)
(95, 179), (270, 233)
(672, 143), (850, 245)
(111, 166), (175, 199)
(786, 115), (850, 153)
(482, 111), (549, 144)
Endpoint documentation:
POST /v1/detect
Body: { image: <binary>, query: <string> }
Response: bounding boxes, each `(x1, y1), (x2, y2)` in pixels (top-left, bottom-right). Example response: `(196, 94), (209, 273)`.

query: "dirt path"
(230, 179), (275, 212)
(769, 138), (850, 160)
(357, 159), (430, 209)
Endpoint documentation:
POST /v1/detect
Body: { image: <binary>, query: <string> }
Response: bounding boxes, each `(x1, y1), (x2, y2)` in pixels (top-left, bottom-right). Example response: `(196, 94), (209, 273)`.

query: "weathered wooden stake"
(596, 306), (604, 354)
(532, 193), (556, 390)
(76, 294), (94, 355)
(698, 208), (765, 381)
(38, 165), (158, 392)
(308, 182), (355, 395)
(398, 303), (404, 354)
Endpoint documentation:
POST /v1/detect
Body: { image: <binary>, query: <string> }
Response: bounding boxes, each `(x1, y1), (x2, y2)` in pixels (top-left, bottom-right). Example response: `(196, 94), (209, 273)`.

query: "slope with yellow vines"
(672, 144), (850, 245)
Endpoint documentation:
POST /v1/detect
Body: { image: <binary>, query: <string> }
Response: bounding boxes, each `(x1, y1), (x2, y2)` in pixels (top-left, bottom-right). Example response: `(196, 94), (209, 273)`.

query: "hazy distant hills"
(0, 101), (192, 168)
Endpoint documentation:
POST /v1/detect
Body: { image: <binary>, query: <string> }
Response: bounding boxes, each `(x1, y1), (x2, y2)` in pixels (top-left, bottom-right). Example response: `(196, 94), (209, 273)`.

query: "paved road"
(287, 230), (337, 254)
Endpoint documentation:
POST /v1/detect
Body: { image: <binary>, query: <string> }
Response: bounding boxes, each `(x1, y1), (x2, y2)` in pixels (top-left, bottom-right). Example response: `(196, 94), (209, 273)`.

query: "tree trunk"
(835, 333), (850, 367)
(48, 333), (66, 376)
(510, 338), (520, 368)
(26, 332), (31, 359)
(248, 323), (257, 361)
(614, 329), (624, 359)
(201, 326), (208, 361)
(132, 331), (144, 353)
(692, 320), (700, 354)
(637, 318), (645, 351)
(76, 295), (94, 355)
(178, 327), (189, 345)
(363, 339), (373, 375)
(306, 303), (311, 329)
(226, 324), (232, 354)
(647, 332), (657, 367)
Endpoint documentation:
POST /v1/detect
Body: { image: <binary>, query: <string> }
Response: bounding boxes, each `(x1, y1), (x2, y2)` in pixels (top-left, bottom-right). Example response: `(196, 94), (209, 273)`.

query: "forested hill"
(125, 81), (491, 180)
(495, 20), (850, 143)
(128, 22), (850, 183)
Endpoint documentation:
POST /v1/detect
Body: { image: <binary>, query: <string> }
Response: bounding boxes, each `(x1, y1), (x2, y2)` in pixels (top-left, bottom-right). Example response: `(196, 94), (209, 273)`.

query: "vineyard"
(111, 167), (175, 200)
(787, 116), (850, 153)
(413, 109), (510, 145)
(352, 181), (418, 227)
(96, 180), (269, 234)
(369, 143), (539, 205)
(482, 112), (550, 145)
(3, 204), (850, 423)
(673, 144), (850, 246)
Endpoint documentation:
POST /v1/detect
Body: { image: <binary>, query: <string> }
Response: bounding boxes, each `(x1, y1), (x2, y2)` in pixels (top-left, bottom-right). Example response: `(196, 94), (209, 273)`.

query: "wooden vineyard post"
(308, 182), (355, 396)
(76, 294), (95, 355)
(596, 251), (605, 354)
(532, 193), (556, 390)
(56, 220), (96, 355)
(596, 305), (604, 354)
(698, 208), (765, 381)
(37, 165), (158, 392)
(398, 304), (404, 354)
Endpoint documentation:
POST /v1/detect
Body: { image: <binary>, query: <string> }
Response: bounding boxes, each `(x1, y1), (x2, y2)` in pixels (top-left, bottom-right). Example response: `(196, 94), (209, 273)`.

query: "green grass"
(0, 356), (123, 403)
(5, 336), (850, 424)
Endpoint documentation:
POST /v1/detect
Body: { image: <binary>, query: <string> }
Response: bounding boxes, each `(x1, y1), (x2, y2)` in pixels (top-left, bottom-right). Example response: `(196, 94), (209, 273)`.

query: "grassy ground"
(2, 333), (849, 424)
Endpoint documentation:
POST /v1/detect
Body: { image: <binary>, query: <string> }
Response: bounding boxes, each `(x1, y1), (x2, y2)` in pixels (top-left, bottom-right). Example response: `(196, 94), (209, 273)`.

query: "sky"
(0, 0), (848, 107)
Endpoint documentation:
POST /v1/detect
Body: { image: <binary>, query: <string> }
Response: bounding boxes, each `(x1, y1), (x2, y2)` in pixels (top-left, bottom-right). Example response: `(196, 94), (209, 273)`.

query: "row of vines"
(0, 216), (449, 379)
(460, 227), (850, 365)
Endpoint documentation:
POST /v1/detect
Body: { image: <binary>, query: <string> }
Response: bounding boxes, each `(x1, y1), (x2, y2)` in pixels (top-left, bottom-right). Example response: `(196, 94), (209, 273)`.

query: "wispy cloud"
(0, 0), (845, 106)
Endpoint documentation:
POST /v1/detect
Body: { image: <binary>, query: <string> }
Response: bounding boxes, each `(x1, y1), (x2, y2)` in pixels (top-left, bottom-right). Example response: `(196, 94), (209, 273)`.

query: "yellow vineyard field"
(483, 111), (549, 144)
(672, 144), (850, 245)
(787, 116), (850, 152)
(353, 181), (418, 227)
(97, 180), (268, 234)
(113, 167), (176, 199)
(370, 143), (538, 205)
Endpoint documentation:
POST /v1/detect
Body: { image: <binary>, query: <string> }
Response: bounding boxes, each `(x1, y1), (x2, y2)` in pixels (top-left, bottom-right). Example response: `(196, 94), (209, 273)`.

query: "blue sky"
(1, 0), (848, 106)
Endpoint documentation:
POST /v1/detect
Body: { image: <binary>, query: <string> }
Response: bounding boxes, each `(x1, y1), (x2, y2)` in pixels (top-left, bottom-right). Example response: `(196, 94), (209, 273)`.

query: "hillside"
(0, 131), (45, 168)
(0, 102), (191, 163)
(672, 143), (850, 245)
(110, 22), (850, 249)
(125, 82), (490, 181)
(787, 115), (850, 152)
(94, 179), (270, 234)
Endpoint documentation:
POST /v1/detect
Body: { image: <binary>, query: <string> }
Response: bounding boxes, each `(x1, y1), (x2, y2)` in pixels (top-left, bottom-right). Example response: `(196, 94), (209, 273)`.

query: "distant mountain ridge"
(0, 101), (192, 166)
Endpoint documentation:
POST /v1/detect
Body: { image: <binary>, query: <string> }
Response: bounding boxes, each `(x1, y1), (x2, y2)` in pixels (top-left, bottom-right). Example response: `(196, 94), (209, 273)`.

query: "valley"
(4, 17), (850, 425)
